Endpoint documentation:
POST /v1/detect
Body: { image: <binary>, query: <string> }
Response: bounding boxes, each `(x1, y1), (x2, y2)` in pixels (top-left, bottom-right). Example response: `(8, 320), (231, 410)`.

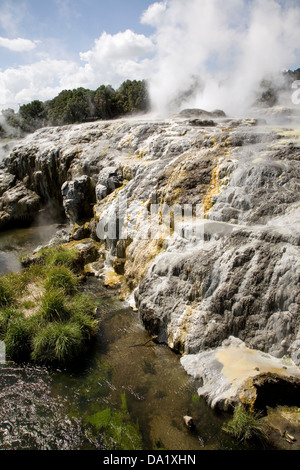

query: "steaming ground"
(0, 0), (299, 117)
(143, 0), (300, 117)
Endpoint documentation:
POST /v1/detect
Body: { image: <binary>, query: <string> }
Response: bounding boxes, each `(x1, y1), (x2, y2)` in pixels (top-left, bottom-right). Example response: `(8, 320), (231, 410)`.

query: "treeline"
(0, 79), (150, 138)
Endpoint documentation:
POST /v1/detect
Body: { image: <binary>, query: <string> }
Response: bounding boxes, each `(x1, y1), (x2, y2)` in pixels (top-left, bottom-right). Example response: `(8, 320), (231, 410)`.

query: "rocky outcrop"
(62, 175), (95, 223)
(0, 181), (40, 228)
(1, 109), (300, 384)
(180, 336), (300, 410)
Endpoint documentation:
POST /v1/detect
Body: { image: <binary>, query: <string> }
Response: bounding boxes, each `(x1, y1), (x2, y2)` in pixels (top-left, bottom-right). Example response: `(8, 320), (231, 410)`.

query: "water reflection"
(0, 251), (21, 275)
(0, 224), (60, 275)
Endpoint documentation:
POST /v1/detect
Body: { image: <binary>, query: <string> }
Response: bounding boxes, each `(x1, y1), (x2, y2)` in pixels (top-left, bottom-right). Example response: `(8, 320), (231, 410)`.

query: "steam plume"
(142, 0), (300, 116)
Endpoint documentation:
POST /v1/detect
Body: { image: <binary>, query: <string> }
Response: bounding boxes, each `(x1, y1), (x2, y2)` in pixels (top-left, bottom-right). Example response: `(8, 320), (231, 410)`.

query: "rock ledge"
(181, 337), (300, 410)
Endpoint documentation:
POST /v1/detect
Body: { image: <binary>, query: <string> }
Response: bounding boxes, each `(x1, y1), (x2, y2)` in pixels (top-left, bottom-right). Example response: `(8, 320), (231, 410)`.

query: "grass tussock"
(0, 276), (16, 306)
(40, 246), (81, 271)
(31, 321), (83, 365)
(222, 405), (268, 443)
(44, 266), (78, 294)
(40, 288), (69, 322)
(0, 245), (99, 367)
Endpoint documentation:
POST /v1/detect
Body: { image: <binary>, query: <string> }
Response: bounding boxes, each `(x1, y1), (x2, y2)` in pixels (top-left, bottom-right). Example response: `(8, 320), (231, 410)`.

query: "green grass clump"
(31, 321), (83, 365)
(43, 246), (79, 269)
(20, 263), (46, 285)
(40, 288), (69, 322)
(71, 310), (99, 341)
(222, 405), (267, 443)
(0, 244), (99, 367)
(0, 306), (24, 338)
(68, 293), (99, 340)
(44, 266), (78, 294)
(0, 276), (15, 306)
(5, 315), (32, 362)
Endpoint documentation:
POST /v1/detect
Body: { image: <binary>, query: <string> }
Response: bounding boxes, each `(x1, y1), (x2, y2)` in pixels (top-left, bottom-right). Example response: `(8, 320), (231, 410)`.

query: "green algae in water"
(50, 359), (143, 450)
(85, 393), (143, 450)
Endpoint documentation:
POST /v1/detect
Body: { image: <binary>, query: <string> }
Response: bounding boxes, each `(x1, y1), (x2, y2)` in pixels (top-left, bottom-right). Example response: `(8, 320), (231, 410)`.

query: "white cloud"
(77, 29), (155, 88)
(0, 28), (155, 110)
(80, 30), (154, 63)
(140, 1), (167, 26)
(0, 36), (38, 52)
(0, 59), (79, 109)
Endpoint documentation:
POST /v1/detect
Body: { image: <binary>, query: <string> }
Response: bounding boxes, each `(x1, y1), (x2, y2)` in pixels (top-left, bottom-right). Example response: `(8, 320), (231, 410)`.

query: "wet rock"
(95, 183), (107, 202)
(183, 415), (194, 429)
(1, 114), (300, 380)
(71, 222), (91, 241)
(188, 119), (216, 127)
(84, 259), (105, 277)
(181, 337), (300, 411)
(0, 172), (16, 196)
(64, 239), (100, 267)
(0, 182), (40, 228)
(96, 166), (122, 202)
(61, 175), (95, 223)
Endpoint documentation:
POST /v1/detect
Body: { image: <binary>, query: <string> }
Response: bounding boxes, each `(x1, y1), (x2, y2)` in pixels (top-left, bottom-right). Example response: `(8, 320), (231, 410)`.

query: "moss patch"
(85, 393), (143, 450)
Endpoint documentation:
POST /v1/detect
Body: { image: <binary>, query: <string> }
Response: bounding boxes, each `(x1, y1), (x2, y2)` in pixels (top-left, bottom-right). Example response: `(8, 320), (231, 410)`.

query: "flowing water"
(0, 225), (251, 451)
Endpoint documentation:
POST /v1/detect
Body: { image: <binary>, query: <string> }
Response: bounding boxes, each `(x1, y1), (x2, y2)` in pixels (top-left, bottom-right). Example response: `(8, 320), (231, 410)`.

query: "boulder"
(95, 166), (122, 202)
(181, 337), (300, 411)
(61, 175), (94, 223)
(0, 182), (40, 227)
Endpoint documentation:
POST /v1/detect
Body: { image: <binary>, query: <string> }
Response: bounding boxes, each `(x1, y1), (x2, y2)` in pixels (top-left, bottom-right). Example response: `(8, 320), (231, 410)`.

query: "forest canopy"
(0, 79), (150, 138)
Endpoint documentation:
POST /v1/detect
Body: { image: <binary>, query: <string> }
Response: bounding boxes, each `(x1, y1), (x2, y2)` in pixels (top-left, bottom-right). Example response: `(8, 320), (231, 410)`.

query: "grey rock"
(0, 182), (40, 228)
(181, 337), (300, 410)
(95, 183), (107, 202)
(71, 224), (90, 241)
(0, 172), (16, 196)
(1, 113), (300, 375)
(61, 175), (94, 223)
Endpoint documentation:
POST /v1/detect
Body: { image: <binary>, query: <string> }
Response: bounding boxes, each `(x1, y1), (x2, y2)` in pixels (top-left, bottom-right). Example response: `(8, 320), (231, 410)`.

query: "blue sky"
(0, 0), (157, 108)
(0, 0), (300, 114)
(0, 0), (155, 66)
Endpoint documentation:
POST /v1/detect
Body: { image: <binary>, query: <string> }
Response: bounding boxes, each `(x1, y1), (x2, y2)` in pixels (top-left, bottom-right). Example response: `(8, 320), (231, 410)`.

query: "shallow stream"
(0, 224), (251, 450)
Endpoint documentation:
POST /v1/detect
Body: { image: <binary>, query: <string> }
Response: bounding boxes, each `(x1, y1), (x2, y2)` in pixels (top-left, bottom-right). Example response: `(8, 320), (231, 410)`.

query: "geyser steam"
(142, 0), (300, 116)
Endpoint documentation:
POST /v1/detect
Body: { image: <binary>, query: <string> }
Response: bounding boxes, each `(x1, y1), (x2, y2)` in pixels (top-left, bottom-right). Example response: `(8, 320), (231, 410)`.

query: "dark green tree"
(116, 80), (150, 114)
(19, 100), (47, 130)
(94, 85), (117, 119)
(47, 89), (74, 126)
(64, 87), (95, 123)
(1, 78), (151, 137)
(47, 88), (95, 125)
